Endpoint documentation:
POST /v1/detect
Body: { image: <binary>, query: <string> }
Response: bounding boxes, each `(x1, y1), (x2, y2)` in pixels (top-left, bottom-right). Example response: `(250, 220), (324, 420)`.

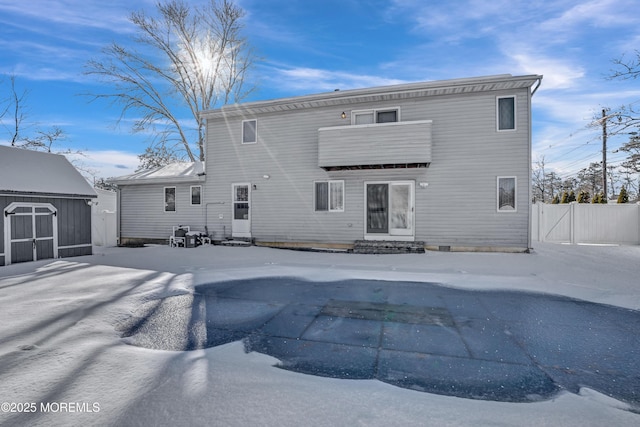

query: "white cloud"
(511, 53), (585, 90)
(0, 0), (136, 34)
(265, 66), (408, 94)
(541, 0), (639, 32)
(74, 149), (140, 179)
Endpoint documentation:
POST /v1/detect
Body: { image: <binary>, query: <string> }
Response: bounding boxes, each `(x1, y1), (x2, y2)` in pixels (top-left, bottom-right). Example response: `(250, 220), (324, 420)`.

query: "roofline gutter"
(109, 176), (206, 186)
(0, 191), (97, 199)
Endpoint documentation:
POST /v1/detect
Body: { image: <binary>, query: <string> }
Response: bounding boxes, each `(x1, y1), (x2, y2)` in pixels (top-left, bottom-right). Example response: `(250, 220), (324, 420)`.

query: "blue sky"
(1, 0), (639, 183)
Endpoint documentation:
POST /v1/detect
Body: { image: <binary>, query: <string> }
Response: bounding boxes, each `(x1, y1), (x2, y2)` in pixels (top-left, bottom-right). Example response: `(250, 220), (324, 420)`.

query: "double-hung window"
(242, 119), (257, 144)
(497, 96), (516, 131)
(352, 108), (399, 125)
(315, 180), (344, 212)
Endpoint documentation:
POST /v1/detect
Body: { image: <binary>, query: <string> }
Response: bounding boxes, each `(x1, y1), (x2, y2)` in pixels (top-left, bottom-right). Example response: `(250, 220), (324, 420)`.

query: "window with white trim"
(497, 96), (516, 131)
(242, 119), (257, 144)
(352, 108), (399, 125)
(497, 177), (517, 212)
(164, 187), (176, 212)
(315, 180), (344, 212)
(191, 185), (202, 205)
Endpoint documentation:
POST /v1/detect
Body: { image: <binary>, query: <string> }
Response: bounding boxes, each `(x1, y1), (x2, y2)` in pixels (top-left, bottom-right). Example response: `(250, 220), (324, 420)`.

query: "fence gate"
(3, 202), (58, 265)
(533, 203), (640, 245)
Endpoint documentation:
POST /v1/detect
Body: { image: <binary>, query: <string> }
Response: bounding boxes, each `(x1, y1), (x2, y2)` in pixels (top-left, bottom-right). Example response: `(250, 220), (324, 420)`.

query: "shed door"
(4, 203), (57, 265)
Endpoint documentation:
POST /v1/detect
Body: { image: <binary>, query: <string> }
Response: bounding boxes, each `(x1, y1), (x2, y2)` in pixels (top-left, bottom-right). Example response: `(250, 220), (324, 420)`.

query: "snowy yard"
(0, 242), (639, 426)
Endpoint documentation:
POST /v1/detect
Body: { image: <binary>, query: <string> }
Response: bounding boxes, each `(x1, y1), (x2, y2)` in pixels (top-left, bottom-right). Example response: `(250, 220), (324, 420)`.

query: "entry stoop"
(353, 240), (426, 254)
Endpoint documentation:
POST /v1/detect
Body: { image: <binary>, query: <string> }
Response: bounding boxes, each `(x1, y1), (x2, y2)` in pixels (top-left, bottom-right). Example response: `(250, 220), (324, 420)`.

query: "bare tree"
(84, 0), (256, 164)
(620, 134), (640, 173)
(1, 75), (93, 176)
(532, 157), (547, 202)
(0, 75), (29, 146)
(610, 50), (640, 81)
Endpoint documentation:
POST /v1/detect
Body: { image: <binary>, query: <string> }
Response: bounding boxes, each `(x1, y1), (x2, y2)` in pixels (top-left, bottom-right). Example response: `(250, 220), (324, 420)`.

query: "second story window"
(242, 119), (257, 144)
(497, 96), (516, 131)
(352, 108), (399, 125)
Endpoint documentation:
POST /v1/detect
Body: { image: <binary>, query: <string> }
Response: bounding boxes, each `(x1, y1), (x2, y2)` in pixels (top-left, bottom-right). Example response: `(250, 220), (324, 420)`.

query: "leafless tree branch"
(84, 0), (256, 165)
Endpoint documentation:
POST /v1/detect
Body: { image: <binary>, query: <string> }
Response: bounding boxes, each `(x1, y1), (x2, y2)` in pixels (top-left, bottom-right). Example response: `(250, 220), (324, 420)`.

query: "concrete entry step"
(219, 239), (252, 247)
(353, 240), (425, 254)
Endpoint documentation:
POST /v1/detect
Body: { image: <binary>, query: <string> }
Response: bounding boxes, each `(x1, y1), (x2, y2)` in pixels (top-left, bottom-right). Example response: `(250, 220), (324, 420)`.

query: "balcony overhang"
(318, 120), (432, 170)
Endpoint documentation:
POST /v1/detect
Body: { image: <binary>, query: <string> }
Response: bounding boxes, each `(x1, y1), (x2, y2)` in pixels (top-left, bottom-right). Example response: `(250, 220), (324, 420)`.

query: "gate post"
(570, 202), (576, 245)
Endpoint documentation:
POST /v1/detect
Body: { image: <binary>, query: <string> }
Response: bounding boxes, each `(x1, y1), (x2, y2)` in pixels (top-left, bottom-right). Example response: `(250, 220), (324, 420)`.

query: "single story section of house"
(200, 74), (543, 252)
(0, 145), (97, 266)
(110, 161), (206, 245)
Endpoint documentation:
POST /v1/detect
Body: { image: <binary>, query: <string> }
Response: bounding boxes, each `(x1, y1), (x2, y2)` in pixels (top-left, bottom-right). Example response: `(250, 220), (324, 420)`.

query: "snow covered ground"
(0, 242), (639, 426)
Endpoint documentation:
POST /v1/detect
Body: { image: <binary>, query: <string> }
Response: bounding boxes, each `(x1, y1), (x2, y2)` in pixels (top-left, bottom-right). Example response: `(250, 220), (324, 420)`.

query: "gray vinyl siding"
(318, 120), (432, 167)
(118, 183), (206, 241)
(205, 87), (532, 249)
(1, 195), (92, 266)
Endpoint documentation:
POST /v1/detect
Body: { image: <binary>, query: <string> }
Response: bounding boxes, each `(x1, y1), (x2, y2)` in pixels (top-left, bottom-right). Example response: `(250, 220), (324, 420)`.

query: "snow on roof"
(0, 145), (97, 198)
(110, 161), (205, 185)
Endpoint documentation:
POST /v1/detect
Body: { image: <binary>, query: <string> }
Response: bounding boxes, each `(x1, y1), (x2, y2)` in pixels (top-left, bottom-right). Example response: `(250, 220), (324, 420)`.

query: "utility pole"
(602, 108), (607, 200)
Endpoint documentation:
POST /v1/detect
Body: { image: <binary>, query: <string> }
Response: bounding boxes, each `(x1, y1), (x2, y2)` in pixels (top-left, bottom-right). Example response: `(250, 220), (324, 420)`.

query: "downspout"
(531, 76), (542, 96)
(116, 187), (121, 246)
(528, 75), (543, 251)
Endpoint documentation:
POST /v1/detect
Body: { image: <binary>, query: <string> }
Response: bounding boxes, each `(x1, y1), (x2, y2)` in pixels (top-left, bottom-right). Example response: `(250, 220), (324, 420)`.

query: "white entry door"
(365, 181), (414, 240)
(231, 183), (251, 238)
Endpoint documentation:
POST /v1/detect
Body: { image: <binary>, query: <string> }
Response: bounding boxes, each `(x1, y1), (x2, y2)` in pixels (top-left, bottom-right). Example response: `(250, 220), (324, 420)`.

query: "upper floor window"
(242, 119), (257, 144)
(497, 96), (516, 131)
(352, 108), (399, 125)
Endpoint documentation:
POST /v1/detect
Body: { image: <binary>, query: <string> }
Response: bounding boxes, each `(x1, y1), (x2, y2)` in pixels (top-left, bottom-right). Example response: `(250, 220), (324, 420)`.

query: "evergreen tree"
(560, 191), (569, 203)
(594, 192), (607, 204)
(568, 190), (576, 203)
(552, 194), (560, 204)
(592, 193), (601, 203)
(617, 187), (629, 203)
(578, 190), (590, 203)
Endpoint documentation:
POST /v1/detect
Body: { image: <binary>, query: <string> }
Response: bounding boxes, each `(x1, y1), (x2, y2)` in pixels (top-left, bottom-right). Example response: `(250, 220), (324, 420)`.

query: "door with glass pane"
(231, 183), (251, 238)
(365, 181), (414, 239)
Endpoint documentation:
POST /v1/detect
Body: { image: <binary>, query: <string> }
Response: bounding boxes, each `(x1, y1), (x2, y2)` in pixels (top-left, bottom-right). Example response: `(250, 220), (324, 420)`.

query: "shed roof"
(0, 145), (97, 198)
(110, 161), (205, 186)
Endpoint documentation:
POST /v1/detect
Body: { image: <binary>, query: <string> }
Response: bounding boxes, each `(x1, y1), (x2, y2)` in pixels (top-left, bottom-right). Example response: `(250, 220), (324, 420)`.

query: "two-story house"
(198, 74), (542, 252)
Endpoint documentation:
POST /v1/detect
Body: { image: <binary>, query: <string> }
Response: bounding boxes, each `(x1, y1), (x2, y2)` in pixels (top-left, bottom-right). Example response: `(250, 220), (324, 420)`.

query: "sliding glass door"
(365, 181), (414, 239)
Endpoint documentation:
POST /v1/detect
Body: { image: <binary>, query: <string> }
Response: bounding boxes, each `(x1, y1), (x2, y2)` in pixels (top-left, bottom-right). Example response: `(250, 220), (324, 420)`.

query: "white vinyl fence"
(92, 211), (118, 247)
(532, 202), (640, 245)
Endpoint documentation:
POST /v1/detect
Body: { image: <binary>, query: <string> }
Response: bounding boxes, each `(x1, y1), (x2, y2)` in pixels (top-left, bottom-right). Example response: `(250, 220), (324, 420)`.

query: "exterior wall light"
(341, 112), (347, 119)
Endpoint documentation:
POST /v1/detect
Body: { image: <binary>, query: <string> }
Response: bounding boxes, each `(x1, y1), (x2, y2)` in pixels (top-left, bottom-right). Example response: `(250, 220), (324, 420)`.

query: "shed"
(0, 145), (97, 266)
